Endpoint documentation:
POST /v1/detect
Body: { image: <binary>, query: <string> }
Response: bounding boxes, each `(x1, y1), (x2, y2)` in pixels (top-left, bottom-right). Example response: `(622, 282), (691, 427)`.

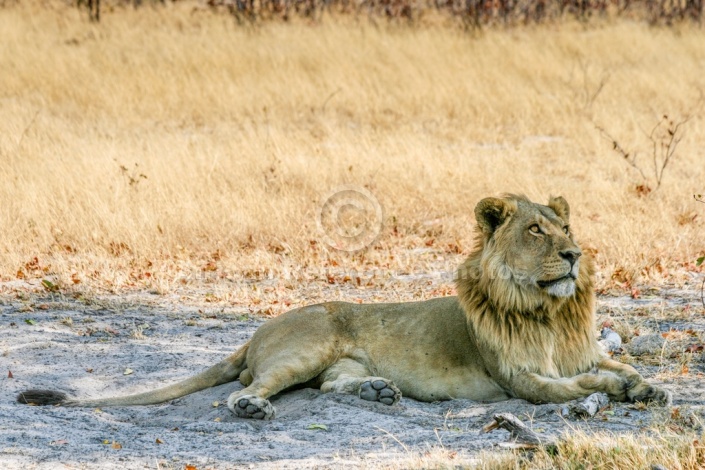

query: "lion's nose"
(559, 249), (582, 265)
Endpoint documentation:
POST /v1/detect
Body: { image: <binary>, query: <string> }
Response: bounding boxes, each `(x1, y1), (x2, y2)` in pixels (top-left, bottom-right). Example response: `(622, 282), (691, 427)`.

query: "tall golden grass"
(1, 1), (704, 297)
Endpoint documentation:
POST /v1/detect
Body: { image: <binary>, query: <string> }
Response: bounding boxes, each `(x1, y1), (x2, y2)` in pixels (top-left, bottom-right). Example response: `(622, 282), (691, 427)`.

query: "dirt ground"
(1, 285), (704, 469)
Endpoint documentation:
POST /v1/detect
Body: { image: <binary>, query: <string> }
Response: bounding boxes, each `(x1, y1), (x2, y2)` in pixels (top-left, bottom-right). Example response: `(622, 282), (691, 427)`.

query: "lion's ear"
(475, 197), (515, 235)
(548, 196), (570, 222)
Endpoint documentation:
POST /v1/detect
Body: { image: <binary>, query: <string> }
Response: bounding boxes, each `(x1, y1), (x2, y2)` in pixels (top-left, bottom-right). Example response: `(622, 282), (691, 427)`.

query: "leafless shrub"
(213, 0), (704, 26)
(596, 114), (691, 194)
(58, 0), (704, 25)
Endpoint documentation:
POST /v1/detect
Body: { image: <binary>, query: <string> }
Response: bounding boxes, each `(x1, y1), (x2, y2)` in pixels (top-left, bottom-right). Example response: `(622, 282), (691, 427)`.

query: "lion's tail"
(17, 342), (250, 408)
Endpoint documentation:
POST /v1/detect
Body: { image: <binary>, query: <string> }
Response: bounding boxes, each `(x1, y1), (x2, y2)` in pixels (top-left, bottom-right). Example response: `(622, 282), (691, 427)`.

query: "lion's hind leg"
(229, 393), (275, 420)
(226, 368), (278, 419)
(318, 359), (401, 406)
(226, 380), (277, 420)
(226, 351), (337, 419)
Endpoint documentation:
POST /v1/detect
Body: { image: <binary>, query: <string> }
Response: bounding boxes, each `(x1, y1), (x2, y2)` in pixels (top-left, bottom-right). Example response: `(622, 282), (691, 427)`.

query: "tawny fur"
(17, 195), (671, 418)
(457, 195), (601, 380)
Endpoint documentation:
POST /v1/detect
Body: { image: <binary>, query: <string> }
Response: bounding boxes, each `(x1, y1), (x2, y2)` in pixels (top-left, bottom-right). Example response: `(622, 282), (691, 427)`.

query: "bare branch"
(598, 112), (692, 192)
(595, 125), (648, 182)
(648, 115), (691, 189)
(482, 412), (557, 451)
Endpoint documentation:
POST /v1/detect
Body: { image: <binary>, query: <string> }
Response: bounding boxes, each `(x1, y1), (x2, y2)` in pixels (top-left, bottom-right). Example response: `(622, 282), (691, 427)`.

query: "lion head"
(458, 194), (591, 314)
(457, 194), (598, 378)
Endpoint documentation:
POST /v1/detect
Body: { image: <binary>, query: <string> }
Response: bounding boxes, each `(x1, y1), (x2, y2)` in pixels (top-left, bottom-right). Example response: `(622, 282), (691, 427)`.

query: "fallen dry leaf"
(111, 441), (122, 450)
(123, 368), (133, 375)
(8, 371), (13, 379)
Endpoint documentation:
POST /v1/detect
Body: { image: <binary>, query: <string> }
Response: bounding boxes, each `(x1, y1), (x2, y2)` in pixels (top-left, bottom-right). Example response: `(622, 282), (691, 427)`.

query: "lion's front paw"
(227, 394), (275, 419)
(628, 383), (672, 406)
(359, 378), (401, 406)
(603, 381), (629, 402)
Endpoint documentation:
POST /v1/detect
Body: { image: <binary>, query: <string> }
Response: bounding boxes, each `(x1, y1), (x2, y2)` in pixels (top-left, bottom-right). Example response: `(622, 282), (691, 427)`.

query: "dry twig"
(568, 392), (610, 418)
(481, 412), (557, 451)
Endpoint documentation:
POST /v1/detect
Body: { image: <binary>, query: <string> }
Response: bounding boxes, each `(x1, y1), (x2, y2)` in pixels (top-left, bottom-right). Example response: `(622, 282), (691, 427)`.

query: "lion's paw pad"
(229, 395), (274, 419)
(359, 379), (401, 405)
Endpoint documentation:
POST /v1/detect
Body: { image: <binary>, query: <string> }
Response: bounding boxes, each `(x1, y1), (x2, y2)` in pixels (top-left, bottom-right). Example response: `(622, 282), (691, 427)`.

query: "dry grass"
(479, 429), (705, 469)
(2, 8), (703, 466)
(348, 426), (704, 469)
(1, 1), (705, 300)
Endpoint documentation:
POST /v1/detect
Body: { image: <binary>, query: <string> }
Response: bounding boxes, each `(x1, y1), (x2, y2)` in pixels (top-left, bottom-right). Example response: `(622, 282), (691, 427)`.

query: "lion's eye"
(563, 226), (570, 235)
(529, 224), (541, 234)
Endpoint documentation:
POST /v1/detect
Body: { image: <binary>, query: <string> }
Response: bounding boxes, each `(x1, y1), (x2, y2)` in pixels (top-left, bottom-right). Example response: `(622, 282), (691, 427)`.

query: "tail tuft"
(17, 389), (68, 406)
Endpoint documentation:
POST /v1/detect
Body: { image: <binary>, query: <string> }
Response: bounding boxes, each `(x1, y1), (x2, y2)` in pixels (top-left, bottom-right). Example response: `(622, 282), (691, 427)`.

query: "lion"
(17, 195), (671, 419)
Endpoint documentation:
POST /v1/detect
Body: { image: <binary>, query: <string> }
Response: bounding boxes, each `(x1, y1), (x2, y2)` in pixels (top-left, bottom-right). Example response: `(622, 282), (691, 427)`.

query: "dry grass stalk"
(1, 2), (704, 299)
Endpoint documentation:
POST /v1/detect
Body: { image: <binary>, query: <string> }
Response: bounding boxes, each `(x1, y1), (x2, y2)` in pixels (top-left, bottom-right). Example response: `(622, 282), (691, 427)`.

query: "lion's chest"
(506, 324), (594, 378)
(509, 327), (560, 377)
(499, 321), (590, 378)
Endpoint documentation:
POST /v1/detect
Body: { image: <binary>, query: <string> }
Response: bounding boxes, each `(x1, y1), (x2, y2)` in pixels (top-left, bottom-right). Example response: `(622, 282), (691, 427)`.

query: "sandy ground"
(1, 291), (704, 469)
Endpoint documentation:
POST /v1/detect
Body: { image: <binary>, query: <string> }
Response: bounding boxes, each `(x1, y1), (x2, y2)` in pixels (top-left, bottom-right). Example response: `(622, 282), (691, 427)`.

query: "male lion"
(18, 195), (671, 419)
